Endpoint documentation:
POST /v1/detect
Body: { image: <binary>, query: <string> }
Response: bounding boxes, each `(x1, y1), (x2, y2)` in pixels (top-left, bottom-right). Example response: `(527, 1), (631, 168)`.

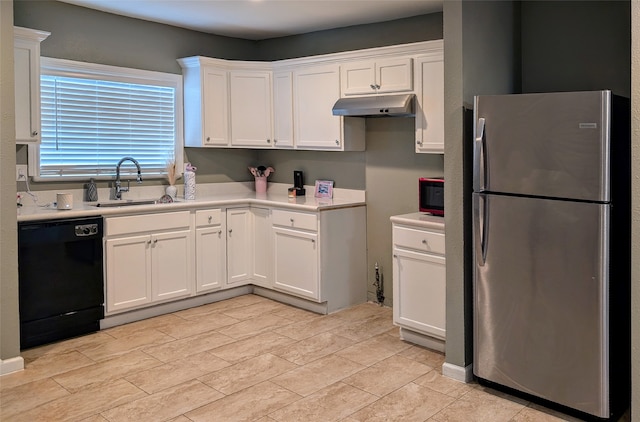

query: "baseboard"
(442, 362), (474, 383)
(398, 327), (445, 353)
(101, 285), (252, 329)
(1, 356), (24, 376)
(252, 286), (329, 314)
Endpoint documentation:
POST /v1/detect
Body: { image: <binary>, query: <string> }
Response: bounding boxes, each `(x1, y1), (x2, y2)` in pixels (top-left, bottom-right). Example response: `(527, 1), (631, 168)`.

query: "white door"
(273, 226), (319, 300)
(393, 248), (446, 339)
(105, 235), (152, 313)
(195, 226), (225, 292)
(14, 39), (39, 143)
(273, 71), (294, 148)
(230, 71), (273, 147)
(226, 208), (252, 286)
(294, 64), (342, 150)
(151, 230), (193, 302)
(376, 58), (413, 93)
(203, 66), (229, 146)
(251, 207), (272, 288)
(340, 61), (376, 96)
(415, 56), (444, 153)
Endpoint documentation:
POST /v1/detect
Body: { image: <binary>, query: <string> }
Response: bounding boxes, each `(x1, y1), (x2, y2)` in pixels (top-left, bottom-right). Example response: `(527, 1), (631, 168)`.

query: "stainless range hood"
(332, 93), (415, 117)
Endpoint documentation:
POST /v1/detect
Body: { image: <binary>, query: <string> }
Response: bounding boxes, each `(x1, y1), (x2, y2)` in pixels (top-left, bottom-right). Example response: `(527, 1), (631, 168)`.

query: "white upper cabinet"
(272, 71), (294, 148)
(294, 64), (342, 150)
(14, 27), (49, 144)
(179, 57), (229, 147)
(415, 54), (445, 154)
(230, 70), (273, 148)
(178, 40), (442, 153)
(293, 64), (365, 151)
(341, 58), (413, 96)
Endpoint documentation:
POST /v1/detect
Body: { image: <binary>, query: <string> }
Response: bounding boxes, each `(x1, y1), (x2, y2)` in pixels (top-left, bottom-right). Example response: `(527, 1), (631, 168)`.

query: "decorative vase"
(166, 185), (177, 199)
(255, 176), (267, 194)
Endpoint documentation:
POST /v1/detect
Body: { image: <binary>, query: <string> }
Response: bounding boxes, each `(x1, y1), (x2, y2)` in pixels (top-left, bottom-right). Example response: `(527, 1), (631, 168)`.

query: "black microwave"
(419, 178), (444, 216)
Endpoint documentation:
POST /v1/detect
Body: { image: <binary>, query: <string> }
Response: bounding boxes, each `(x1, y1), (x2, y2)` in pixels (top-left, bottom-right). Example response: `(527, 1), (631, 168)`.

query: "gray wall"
(1, 0), (20, 362)
(443, 0), (520, 372)
(13, 0), (444, 308)
(521, 0), (630, 97)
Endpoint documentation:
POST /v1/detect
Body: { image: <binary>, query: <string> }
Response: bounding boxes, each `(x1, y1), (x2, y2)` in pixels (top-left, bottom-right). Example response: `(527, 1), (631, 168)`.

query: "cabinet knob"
(273, 139), (277, 144)
(208, 215), (212, 223)
(393, 254), (398, 258)
(31, 130), (38, 136)
(290, 218), (294, 223)
(228, 229), (232, 234)
(153, 239), (158, 244)
(147, 240), (152, 245)
(422, 239), (428, 245)
(416, 140), (423, 146)
(335, 140), (339, 146)
(206, 136), (211, 142)
(267, 139), (271, 143)
(311, 239), (315, 244)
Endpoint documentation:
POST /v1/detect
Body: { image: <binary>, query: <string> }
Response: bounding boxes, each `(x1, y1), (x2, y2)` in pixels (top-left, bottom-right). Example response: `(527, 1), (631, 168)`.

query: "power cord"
(17, 171), (54, 207)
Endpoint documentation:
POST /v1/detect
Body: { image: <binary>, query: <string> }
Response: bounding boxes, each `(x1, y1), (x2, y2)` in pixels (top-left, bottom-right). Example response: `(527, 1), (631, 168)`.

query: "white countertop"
(17, 182), (366, 222)
(390, 212), (445, 230)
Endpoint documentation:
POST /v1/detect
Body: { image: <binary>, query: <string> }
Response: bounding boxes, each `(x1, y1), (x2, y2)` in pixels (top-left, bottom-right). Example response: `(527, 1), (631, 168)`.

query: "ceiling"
(57, 0), (443, 40)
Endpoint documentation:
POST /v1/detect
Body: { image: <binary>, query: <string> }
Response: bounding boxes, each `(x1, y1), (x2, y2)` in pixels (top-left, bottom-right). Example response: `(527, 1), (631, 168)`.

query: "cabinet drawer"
(393, 226), (445, 255)
(272, 209), (317, 231)
(106, 211), (191, 236)
(195, 209), (222, 227)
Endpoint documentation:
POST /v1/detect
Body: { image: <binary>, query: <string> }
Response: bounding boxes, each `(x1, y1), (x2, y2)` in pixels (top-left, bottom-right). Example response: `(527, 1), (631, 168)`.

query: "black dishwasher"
(18, 217), (104, 349)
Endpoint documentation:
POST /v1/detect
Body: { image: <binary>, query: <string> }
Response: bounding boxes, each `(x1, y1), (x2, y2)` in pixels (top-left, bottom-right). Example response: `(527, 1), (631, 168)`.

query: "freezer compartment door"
(473, 193), (609, 418)
(474, 91), (610, 202)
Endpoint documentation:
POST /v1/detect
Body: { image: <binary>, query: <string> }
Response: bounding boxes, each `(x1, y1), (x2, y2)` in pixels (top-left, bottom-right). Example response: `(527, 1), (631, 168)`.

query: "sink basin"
(95, 199), (161, 207)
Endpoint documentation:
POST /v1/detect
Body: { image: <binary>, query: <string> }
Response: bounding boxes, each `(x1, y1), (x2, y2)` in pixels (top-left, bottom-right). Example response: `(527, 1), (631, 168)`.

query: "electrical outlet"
(16, 165), (28, 181)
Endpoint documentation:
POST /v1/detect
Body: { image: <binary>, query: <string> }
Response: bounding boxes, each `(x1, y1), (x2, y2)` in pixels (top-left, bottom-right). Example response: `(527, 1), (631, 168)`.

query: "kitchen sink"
(94, 198), (174, 207)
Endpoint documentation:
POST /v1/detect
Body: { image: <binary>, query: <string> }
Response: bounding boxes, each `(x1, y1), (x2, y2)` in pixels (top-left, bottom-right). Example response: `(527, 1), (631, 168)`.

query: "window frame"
(30, 57), (184, 182)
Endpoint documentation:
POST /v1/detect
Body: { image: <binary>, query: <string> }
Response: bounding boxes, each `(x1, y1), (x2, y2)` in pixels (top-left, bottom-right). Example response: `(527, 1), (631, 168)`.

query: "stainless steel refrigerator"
(472, 91), (630, 419)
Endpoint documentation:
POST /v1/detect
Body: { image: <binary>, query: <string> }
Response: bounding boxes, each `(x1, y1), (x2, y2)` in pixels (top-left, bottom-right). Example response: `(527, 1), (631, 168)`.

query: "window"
(32, 58), (183, 180)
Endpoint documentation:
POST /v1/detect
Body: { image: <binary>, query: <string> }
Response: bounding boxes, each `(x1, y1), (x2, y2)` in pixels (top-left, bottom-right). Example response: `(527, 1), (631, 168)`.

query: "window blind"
(39, 73), (177, 178)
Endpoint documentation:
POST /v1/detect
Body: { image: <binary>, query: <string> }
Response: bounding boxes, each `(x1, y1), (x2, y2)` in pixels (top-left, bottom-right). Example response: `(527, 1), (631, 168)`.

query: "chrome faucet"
(114, 156), (142, 200)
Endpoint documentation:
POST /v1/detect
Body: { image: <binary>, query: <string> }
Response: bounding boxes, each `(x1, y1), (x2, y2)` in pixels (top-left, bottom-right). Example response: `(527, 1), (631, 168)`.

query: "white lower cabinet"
(271, 207), (367, 312)
(273, 225), (319, 300)
(226, 207), (253, 287)
(105, 211), (193, 314)
(195, 209), (226, 293)
(391, 215), (446, 351)
(251, 207), (273, 288)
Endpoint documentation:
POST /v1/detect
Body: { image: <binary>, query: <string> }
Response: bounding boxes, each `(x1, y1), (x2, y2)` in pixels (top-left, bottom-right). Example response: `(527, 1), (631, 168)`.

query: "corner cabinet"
(14, 26), (50, 144)
(391, 213), (446, 352)
(104, 212), (194, 314)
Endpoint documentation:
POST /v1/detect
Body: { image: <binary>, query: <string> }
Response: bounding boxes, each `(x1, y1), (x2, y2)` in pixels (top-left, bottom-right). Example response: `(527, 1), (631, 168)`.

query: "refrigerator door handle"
(474, 117), (486, 192)
(475, 193), (489, 265)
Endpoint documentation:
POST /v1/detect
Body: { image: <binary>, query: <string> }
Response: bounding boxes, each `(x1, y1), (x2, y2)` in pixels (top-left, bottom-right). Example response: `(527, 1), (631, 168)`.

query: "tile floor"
(0, 294), (620, 421)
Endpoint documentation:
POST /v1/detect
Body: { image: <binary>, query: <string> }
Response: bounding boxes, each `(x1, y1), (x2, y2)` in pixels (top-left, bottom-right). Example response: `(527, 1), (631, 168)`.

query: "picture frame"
(314, 180), (334, 198)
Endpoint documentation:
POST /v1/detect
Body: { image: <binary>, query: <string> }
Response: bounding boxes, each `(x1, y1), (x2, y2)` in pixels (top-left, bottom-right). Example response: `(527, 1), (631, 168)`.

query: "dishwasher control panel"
(75, 223), (99, 237)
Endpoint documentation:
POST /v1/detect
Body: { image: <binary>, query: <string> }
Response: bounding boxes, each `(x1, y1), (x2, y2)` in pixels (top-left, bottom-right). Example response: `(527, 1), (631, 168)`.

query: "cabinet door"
(230, 71), (273, 147)
(294, 64), (342, 150)
(341, 61), (376, 96)
(151, 229), (194, 302)
(195, 226), (225, 293)
(415, 56), (445, 154)
(14, 39), (40, 143)
(273, 226), (319, 300)
(252, 207), (272, 288)
(392, 248), (446, 339)
(376, 58), (413, 93)
(226, 208), (252, 286)
(203, 67), (229, 146)
(273, 71), (294, 148)
(105, 235), (152, 313)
